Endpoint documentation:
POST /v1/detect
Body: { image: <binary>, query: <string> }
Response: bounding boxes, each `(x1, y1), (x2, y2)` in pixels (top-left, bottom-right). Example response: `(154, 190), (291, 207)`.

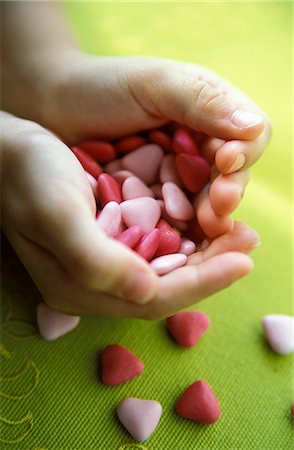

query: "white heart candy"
(117, 397), (162, 442)
(37, 303), (80, 341)
(262, 314), (294, 355)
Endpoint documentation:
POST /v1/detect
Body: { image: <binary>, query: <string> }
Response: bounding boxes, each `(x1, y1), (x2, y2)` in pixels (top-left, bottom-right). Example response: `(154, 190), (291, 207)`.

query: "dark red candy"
(101, 344), (144, 386)
(78, 140), (116, 164)
(97, 173), (123, 205)
(176, 380), (221, 424)
(71, 146), (103, 179)
(173, 127), (200, 156)
(167, 311), (210, 348)
(134, 229), (160, 262)
(155, 219), (181, 257)
(175, 154), (211, 193)
(115, 135), (147, 153)
(149, 129), (173, 152)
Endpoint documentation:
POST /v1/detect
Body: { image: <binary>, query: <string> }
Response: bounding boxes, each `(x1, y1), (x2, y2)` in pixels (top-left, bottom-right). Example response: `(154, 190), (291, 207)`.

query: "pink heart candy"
(120, 197), (161, 233)
(96, 201), (122, 237)
(121, 144), (164, 185)
(122, 176), (155, 200)
(262, 315), (294, 355)
(162, 182), (194, 221)
(150, 253), (187, 275)
(37, 302), (80, 341)
(179, 238), (196, 256)
(117, 398), (162, 442)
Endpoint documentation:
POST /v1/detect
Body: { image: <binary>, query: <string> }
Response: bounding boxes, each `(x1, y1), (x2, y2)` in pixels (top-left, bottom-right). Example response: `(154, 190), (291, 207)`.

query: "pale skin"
(0, 2), (271, 319)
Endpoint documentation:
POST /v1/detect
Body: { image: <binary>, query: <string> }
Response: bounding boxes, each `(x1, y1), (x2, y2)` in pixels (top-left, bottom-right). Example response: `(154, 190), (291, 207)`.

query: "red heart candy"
(78, 140), (116, 164)
(167, 311), (210, 347)
(149, 129), (173, 152)
(101, 344), (144, 386)
(155, 219), (181, 257)
(173, 127), (199, 155)
(71, 146), (103, 179)
(175, 154), (211, 193)
(176, 380), (221, 424)
(115, 135), (147, 153)
(98, 173), (123, 205)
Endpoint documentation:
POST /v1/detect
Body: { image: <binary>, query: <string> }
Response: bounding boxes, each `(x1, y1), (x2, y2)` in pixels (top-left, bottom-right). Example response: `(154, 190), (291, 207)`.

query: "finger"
(150, 252), (253, 318)
(195, 188), (233, 239)
(187, 221), (260, 265)
(9, 130), (158, 304)
(209, 169), (250, 215)
(214, 120), (271, 174)
(141, 60), (266, 141)
(201, 136), (225, 164)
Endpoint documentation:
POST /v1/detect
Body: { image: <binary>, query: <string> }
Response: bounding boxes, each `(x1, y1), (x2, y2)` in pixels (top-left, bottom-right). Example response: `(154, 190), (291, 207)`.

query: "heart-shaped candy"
(121, 144), (164, 185)
(167, 311), (210, 348)
(262, 314), (294, 355)
(175, 154), (210, 193)
(117, 398), (162, 442)
(176, 380), (221, 424)
(120, 197), (161, 233)
(37, 303), (80, 341)
(101, 344), (144, 386)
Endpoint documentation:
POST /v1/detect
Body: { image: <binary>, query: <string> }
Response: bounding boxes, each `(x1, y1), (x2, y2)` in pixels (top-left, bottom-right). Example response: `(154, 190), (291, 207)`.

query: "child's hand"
(3, 54), (271, 236)
(1, 112), (259, 318)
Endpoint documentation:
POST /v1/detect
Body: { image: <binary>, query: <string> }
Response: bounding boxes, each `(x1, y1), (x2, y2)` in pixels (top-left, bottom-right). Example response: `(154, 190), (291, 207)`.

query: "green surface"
(1, 2), (292, 449)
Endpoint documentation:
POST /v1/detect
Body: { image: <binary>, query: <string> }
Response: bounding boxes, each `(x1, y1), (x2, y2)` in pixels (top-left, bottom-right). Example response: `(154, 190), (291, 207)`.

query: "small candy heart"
(120, 197), (161, 233)
(155, 219), (181, 257)
(149, 129), (173, 151)
(117, 226), (144, 249)
(176, 380), (221, 424)
(175, 154), (211, 193)
(96, 201), (122, 237)
(71, 146), (103, 179)
(262, 314), (294, 355)
(78, 140), (116, 164)
(101, 344), (144, 386)
(162, 182), (194, 221)
(134, 228), (160, 261)
(150, 253), (187, 275)
(122, 176), (155, 200)
(37, 303), (80, 341)
(167, 311), (210, 348)
(115, 135), (147, 153)
(97, 173), (123, 205)
(121, 144), (164, 185)
(173, 127), (199, 155)
(117, 398), (162, 442)
(179, 238), (196, 256)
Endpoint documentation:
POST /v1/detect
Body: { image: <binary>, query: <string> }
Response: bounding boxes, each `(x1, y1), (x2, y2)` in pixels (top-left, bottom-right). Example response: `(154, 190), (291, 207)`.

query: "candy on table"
(179, 238), (196, 256)
(117, 398), (162, 442)
(78, 140), (116, 164)
(173, 127), (200, 155)
(176, 380), (221, 424)
(117, 226), (144, 249)
(115, 134), (147, 153)
(155, 219), (181, 257)
(121, 144), (164, 185)
(175, 153), (211, 193)
(150, 253), (187, 275)
(37, 302), (80, 341)
(262, 314), (294, 355)
(120, 197), (161, 233)
(162, 182), (194, 221)
(167, 311), (211, 348)
(71, 146), (103, 179)
(96, 201), (122, 237)
(134, 228), (160, 262)
(101, 344), (144, 386)
(122, 176), (155, 200)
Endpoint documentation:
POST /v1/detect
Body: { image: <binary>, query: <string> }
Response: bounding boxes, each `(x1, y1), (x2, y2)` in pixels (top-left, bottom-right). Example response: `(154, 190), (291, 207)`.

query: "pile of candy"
(70, 126), (211, 275)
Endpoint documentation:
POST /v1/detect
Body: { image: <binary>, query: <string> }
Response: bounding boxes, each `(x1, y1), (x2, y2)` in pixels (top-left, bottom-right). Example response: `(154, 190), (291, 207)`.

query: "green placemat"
(1, 2), (292, 449)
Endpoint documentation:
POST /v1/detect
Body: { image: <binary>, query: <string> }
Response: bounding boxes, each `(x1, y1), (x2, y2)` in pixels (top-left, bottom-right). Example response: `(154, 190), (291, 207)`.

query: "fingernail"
(231, 110), (263, 128)
(121, 272), (157, 304)
(227, 153), (246, 173)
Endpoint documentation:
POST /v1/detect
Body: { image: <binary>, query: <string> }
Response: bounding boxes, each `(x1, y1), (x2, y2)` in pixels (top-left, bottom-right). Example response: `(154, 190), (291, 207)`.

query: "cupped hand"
(1, 113), (259, 318)
(30, 55), (271, 236)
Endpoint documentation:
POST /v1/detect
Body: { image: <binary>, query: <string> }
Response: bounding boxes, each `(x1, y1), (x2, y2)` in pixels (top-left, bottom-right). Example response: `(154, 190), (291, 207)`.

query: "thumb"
(136, 59), (265, 141)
